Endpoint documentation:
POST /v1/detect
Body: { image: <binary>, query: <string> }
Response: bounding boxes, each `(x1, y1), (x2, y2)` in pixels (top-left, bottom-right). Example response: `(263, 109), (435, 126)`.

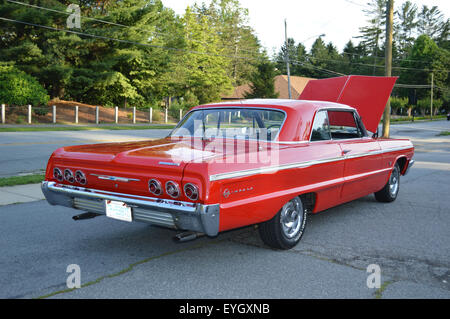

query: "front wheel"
(374, 163), (400, 202)
(258, 197), (307, 250)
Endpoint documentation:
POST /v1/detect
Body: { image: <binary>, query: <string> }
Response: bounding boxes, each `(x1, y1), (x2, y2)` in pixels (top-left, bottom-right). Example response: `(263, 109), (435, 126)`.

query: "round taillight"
(64, 169), (75, 183)
(149, 179), (162, 196)
(53, 167), (63, 182)
(75, 170), (87, 185)
(184, 183), (199, 201)
(165, 181), (180, 199)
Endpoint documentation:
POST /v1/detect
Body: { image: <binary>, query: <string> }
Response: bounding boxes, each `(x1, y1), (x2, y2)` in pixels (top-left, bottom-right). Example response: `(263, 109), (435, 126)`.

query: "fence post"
(115, 107), (118, 124)
(132, 107), (136, 124)
(179, 109), (183, 121)
(75, 105), (79, 124)
(165, 108), (168, 124)
(1, 104), (5, 124)
(149, 107), (153, 124)
(28, 105), (32, 124)
(95, 106), (99, 125)
(52, 105), (56, 124)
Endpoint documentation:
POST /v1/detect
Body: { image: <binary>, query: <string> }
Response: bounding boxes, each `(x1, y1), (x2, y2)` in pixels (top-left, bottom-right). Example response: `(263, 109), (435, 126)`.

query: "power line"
(292, 54), (449, 73)
(5, 0), (262, 55)
(0, 16), (263, 62)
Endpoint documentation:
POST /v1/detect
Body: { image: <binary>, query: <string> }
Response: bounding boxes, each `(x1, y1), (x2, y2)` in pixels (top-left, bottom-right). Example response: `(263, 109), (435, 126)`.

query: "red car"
(42, 76), (414, 249)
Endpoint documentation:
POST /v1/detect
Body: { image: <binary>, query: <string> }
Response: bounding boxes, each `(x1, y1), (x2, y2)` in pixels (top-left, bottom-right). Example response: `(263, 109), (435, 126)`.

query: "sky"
(161, 0), (449, 55)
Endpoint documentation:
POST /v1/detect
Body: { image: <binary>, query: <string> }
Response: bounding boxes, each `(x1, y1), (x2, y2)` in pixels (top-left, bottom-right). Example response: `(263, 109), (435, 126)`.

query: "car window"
(310, 111), (331, 141)
(327, 111), (363, 139)
(171, 108), (286, 141)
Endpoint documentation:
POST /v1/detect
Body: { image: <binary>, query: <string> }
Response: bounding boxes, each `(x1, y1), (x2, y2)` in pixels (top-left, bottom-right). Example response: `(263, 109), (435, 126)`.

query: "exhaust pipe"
(73, 212), (102, 221)
(173, 231), (204, 243)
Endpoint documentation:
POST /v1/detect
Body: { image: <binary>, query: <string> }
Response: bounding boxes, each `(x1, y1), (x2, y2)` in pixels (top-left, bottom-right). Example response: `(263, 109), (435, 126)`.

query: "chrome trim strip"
(210, 156), (343, 181)
(209, 146), (413, 182)
(159, 161), (181, 167)
(90, 174), (140, 182)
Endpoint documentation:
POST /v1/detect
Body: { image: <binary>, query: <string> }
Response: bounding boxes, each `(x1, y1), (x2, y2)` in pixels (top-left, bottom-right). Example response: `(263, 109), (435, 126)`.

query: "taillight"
(184, 183), (199, 201)
(64, 169), (75, 183)
(75, 170), (87, 185)
(149, 179), (162, 196)
(165, 181), (180, 199)
(53, 167), (63, 182)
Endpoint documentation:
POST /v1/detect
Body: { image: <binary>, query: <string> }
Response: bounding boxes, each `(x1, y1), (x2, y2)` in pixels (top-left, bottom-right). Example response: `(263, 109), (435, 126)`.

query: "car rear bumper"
(41, 181), (220, 237)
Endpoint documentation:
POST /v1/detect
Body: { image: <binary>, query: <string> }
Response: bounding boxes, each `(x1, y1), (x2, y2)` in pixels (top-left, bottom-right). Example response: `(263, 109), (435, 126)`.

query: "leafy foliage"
(0, 63), (49, 106)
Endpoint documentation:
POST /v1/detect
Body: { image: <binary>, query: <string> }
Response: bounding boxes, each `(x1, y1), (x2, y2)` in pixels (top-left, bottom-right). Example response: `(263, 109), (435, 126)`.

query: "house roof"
(222, 75), (315, 100)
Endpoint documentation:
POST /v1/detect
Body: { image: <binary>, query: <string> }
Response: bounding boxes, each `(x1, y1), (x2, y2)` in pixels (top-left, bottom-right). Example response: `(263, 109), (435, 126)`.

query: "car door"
(327, 110), (383, 202)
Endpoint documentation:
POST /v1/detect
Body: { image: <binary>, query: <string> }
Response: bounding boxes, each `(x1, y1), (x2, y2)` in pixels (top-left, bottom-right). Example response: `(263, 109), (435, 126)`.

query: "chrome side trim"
(210, 156), (343, 181)
(209, 146), (414, 182)
(90, 174), (140, 182)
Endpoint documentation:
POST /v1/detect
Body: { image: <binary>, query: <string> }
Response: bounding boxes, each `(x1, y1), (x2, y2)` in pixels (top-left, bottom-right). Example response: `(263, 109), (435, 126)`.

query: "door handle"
(342, 150), (351, 155)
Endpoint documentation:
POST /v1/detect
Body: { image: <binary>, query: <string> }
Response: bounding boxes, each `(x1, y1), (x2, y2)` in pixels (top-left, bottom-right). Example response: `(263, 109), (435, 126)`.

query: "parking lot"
(0, 120), (449, 299)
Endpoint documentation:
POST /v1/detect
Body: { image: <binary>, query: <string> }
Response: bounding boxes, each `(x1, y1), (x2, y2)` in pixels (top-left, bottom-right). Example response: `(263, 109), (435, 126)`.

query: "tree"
(244, 61), (279, 99)
(177, 6), (233, 104)
(356, 0), (387, 74)
(395, 1), (418, 58)
(0, 63), (49, 106)
(194, 0), (262, 86)
(417, 6), (446, 40)
(399, 35), (449, 104)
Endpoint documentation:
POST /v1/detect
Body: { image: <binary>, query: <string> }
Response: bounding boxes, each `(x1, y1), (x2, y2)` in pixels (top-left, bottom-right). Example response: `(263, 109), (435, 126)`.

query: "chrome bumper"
(41, 181), (220, 237)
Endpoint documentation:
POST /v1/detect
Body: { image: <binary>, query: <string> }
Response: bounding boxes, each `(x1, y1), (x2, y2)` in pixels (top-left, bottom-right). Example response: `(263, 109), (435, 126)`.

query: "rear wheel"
(258, 197), (307, 250)
(375, 163), (400, 202)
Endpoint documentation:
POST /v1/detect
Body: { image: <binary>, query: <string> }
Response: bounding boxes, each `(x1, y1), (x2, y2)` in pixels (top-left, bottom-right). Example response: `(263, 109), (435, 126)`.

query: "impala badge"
(90, 174), (140, 182)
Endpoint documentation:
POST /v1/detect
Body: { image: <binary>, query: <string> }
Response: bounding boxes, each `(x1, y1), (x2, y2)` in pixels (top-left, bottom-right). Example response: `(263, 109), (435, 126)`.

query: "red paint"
(299, 75), (397, 132)
(45, 97), (414, 234)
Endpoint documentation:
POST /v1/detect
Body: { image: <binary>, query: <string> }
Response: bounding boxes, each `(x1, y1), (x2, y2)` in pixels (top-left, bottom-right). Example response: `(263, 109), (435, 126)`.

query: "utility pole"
(382, 0), (394, 138)
(285, 19), (292, 99)
(430, 72), (434, 120)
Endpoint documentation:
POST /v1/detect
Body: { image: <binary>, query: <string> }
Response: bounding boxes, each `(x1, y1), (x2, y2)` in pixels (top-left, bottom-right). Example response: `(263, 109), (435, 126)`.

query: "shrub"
(0, 64), (49, 106)
(390, 97), (408, 115)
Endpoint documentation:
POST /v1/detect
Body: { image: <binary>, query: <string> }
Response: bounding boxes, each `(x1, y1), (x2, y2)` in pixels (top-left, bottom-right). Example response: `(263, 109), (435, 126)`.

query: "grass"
(438, 131), (450, 136)
(0, 125), (176, 132)
(389, 115), (446, 122)
(0, 174), (45, 187)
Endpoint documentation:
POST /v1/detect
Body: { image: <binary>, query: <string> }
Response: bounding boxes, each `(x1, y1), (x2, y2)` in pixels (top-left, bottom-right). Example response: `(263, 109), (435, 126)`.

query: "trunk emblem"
(90, 174), (140, 182)
(159, 162), (181, 167)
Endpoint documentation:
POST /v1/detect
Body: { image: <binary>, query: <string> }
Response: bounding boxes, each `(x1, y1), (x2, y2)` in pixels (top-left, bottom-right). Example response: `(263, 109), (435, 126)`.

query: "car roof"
(190, 99), (356, 142)
(193, 99), (355, 112)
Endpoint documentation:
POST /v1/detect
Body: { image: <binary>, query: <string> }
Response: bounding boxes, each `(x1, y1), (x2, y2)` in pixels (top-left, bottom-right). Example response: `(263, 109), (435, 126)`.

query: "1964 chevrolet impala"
(42, 75), (414, 249)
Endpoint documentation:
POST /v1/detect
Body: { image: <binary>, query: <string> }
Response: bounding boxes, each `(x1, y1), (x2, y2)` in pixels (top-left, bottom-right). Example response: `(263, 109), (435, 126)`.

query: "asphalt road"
(0, 120), (449, 299)
(0, 129), (172, 177)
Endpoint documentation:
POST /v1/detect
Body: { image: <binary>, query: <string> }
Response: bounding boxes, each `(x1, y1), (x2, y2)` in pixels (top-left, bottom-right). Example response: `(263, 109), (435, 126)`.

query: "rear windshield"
(171, 108), (286, 141)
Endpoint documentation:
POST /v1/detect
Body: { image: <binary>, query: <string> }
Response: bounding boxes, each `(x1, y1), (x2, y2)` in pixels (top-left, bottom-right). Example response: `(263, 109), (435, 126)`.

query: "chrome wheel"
(389, 165), (400, 197)
(280, 198), (303, 239)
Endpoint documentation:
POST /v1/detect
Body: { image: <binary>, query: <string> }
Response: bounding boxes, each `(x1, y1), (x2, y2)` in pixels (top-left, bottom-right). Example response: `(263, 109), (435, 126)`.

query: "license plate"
(105, 200), (132, 222)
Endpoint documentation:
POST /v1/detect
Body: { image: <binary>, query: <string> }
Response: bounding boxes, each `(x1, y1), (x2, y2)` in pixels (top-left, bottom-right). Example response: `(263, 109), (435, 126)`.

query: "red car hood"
(299, 75), (397, 132)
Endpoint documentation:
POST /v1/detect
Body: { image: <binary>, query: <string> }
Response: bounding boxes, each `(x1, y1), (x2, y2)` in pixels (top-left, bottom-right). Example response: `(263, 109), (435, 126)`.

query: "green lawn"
(0, 125), (175, 132)
(0, 174), (45, 187)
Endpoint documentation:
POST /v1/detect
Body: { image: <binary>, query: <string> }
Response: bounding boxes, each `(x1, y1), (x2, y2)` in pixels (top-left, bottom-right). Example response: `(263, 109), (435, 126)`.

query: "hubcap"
(280, 198), (304, 239)
(389, 166), (400, 197)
